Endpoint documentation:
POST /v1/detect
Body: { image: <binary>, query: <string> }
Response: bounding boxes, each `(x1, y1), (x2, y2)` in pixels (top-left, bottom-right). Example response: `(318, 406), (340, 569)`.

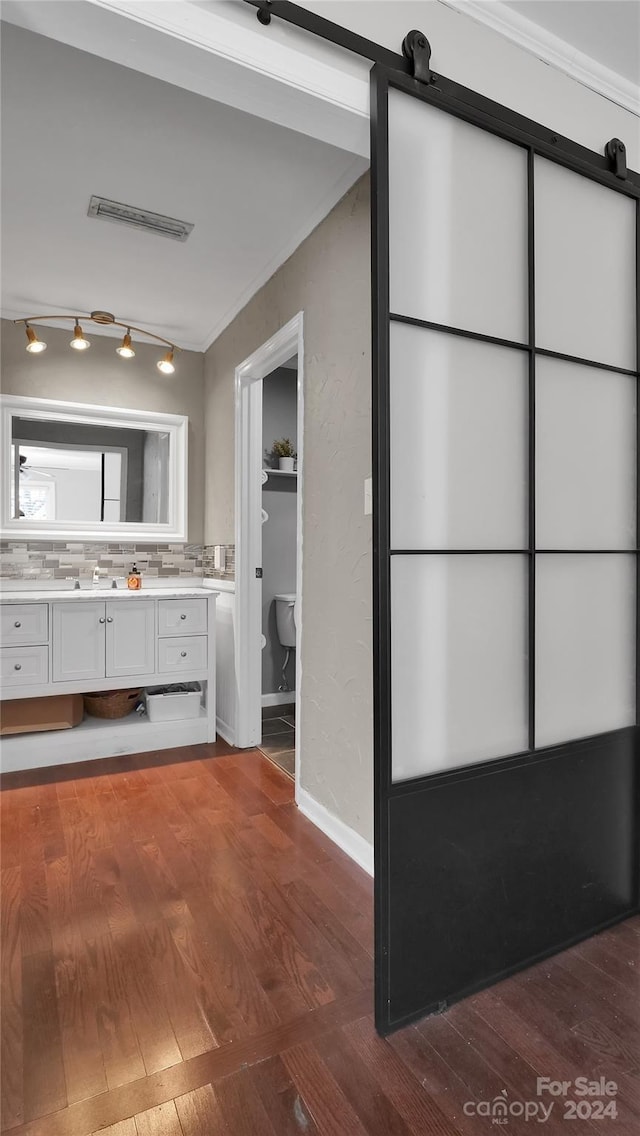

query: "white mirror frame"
(1, 395), (188, 542)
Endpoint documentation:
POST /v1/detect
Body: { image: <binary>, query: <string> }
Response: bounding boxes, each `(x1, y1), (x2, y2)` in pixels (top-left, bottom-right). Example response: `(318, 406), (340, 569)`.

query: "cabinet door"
(52, 603), (105, 682)
(106, 601), (155, 677)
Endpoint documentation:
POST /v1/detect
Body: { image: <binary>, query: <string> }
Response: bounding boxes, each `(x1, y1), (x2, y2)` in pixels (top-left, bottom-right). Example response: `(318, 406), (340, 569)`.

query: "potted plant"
(271, 437), (297, 472)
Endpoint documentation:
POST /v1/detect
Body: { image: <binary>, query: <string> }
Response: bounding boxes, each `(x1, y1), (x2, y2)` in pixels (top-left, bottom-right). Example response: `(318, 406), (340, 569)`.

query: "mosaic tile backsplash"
(0, 541), (236, 581)
(202, 544), (235, 581)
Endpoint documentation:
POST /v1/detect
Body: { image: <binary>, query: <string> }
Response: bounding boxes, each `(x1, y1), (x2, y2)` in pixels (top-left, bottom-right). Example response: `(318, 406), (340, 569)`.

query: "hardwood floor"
(1, 740), (638, 1135)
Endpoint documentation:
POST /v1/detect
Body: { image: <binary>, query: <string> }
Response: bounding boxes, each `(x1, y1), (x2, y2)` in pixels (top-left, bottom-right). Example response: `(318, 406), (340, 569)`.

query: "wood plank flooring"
(1, 740), (639, 1135)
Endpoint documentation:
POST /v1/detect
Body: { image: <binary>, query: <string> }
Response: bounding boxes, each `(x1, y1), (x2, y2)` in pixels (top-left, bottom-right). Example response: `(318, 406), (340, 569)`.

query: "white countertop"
(0, 586), (218, 603)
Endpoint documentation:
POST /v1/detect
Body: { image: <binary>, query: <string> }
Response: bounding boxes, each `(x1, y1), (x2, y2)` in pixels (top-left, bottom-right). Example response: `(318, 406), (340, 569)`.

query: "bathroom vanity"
(0, 586), (218, 773)
(0, 392), (220, 774)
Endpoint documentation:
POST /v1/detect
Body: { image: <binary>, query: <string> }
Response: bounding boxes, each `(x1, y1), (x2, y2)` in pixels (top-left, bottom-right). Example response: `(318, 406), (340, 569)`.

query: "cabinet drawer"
(1, 645), (48, 688)
(1, 604), (48, 646)
(158, 636), (207, 674)
(158, 598), (207, 637)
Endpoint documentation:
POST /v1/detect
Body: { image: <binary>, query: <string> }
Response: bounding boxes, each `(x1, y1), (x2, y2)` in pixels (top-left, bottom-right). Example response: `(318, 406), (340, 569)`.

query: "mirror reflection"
(10, 416), (170, 525)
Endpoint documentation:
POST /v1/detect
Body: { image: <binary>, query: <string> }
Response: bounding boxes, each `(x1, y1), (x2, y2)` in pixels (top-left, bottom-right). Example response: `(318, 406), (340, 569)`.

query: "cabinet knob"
(14, 621), (21, 628)
(14, 663), (21, 671)
(106, 617), (113, 623)
(180, 651), (187, 658)
(180, 613), (187, 620)
(99, 617), (106, 624)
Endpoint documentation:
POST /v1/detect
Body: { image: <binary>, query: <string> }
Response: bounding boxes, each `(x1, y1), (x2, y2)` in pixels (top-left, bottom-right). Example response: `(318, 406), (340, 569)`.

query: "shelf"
(76, 706), (207, 732)
(262, 468), (298, 479)
(1, 706), (210, 774)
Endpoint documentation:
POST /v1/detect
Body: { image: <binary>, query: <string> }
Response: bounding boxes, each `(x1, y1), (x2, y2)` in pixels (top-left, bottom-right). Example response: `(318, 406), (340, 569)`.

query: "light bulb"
(157, 349), (175, 375)
(116, 331), (135, 359)
(70, 321), (91, 351)
(25, 326), (46, 354)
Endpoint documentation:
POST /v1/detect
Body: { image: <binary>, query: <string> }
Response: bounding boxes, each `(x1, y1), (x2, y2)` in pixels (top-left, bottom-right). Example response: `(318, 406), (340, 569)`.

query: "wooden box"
(0, 694), (83, 736)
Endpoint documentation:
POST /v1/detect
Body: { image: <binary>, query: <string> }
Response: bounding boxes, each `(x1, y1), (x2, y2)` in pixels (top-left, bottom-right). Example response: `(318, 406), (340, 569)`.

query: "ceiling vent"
(87, 196), (194, 242)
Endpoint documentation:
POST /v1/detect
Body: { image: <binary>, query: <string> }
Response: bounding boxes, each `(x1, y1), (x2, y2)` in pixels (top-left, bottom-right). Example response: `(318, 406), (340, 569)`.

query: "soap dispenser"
(127, 563), (142, 590)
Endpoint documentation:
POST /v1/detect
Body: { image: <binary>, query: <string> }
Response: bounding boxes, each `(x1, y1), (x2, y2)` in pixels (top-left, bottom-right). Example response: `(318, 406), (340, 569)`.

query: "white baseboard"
(216, 717), (236, 746)
(296, 786), (374, 876)
(261, 691), (295, 708)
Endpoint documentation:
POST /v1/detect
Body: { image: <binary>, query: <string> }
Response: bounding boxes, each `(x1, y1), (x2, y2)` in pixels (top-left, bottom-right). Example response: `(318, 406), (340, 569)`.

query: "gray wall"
(1, 320), (205, 542)
(262, 368), (297, 695)
(204, 175), (372, 843)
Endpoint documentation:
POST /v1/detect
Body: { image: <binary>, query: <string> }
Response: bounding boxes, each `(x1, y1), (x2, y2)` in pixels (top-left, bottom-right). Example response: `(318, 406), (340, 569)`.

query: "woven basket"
(83, 688), (141, 720)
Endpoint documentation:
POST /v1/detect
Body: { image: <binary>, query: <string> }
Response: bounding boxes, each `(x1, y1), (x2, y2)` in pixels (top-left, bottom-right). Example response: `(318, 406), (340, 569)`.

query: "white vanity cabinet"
(52, 600), (155, 682)
(52, 601), (107, 682)
(0, 587), (218, 774)
(106, 602), (156, 677)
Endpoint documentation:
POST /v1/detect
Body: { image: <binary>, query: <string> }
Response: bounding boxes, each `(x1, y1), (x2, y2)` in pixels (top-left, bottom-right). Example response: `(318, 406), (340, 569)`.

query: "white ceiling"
(504, 1), (640, 85)
(21, 446), (102, 471)
(0, 21), (366, 352)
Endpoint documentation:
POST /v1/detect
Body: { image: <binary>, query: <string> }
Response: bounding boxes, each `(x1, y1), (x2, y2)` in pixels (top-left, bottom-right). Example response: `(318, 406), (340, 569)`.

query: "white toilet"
(274, 593), (296, 694)
(274, 594), (296, 647)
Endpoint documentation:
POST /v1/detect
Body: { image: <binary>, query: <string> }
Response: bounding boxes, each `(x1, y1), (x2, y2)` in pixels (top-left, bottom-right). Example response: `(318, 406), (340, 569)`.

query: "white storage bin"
(145, 683), (202, 723)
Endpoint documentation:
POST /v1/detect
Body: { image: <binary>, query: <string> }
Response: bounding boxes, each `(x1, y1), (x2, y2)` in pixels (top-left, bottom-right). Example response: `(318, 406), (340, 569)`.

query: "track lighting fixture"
(157, 349), (175, 375)
(14, 311), (180, 374)
(25, 325), (46, 354)
(70, 320), (91, 351)
(116, 330), (135, 359)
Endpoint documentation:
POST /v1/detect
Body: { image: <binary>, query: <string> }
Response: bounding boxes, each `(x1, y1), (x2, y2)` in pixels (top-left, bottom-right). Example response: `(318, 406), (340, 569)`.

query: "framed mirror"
(1, 395), (188, 541)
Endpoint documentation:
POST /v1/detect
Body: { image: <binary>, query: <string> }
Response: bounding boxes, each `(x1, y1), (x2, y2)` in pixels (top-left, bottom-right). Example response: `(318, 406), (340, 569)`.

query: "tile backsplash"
(0, 541), (237, 582)
(0, 541), (203, 580)
(202, 544), (235, 581)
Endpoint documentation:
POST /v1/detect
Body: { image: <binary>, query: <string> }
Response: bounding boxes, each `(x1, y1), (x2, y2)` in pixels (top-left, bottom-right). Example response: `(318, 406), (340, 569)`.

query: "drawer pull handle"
(107, 617), (113, 623)
(180, 651), (187, 657)
(14, 621), (21, 628)
(99, 617), (106, 624)
(14, 663), (22, 671)
(180, 614), (187, 620)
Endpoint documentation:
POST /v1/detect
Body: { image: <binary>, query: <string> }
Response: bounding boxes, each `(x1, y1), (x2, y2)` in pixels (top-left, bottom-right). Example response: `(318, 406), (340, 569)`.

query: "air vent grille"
(88, 196), (194, 242)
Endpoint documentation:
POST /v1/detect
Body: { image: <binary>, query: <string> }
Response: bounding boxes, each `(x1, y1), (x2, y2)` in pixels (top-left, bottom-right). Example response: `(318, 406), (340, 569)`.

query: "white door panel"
(388, 89), (528, 343)
(106, 601), (155, 678)
(52, 602), (105, 682)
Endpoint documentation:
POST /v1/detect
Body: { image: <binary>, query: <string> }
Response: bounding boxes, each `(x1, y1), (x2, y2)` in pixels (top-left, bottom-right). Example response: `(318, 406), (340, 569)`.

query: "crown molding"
(439, 0), (640, 117)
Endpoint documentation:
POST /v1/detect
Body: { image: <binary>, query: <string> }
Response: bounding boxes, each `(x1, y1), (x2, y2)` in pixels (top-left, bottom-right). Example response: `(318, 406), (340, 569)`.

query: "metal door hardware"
(402, 30), (434, 85)
(605, 138), (627, 180)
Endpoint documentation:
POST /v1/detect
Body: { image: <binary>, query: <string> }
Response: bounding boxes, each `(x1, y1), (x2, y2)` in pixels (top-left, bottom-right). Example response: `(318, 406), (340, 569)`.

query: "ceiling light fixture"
(25, 325), (47, 354)
(14, 311), (180, 374)
(70, 320), (91, 351)
(157, 349), (175, 375)
(116, 329), (135, 359)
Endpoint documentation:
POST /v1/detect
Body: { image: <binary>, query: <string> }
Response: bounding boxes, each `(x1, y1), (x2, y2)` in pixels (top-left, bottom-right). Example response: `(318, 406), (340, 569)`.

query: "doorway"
(258, 354), (299, 777)
(235, 314), (304, 790)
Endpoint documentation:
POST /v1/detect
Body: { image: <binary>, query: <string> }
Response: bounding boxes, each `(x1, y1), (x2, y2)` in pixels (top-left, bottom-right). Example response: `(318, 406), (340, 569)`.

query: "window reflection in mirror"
(11, 417), (170, 525)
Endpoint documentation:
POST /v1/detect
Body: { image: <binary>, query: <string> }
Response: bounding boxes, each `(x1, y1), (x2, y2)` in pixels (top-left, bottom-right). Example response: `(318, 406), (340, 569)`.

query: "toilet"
(274, 594), (296, 694)
(274, 594), (296, 647)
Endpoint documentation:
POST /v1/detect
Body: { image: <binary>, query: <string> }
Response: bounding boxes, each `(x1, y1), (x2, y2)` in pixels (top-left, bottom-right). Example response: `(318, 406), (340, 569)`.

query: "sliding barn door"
(371, 65), (640, 1033)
